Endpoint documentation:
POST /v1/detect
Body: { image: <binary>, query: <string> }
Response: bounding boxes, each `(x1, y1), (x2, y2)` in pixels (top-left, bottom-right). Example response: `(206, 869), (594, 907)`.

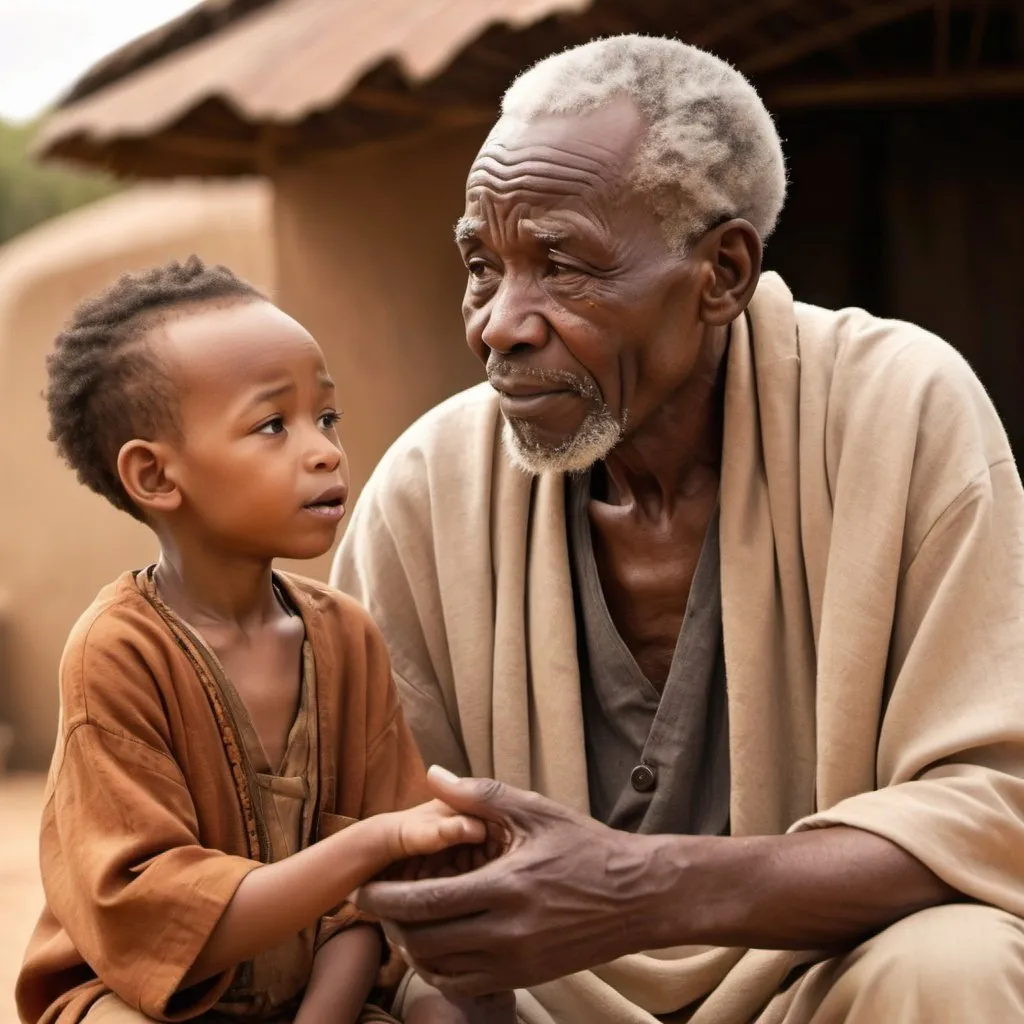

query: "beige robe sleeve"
(358, 620), (435, 817)
(42, 722), (259, 1021)
(331, 473), (472, 779)
(792, 457), (1024, 913)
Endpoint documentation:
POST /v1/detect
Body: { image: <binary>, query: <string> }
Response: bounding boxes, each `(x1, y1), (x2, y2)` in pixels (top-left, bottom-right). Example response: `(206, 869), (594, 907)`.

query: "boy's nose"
(315, 447), (341, 472)
(308, 432), (343, 472)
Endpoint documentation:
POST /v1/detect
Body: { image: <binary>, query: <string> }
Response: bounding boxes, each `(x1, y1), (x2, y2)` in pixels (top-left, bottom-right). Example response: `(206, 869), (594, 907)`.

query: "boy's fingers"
(441, 815), (487, 844)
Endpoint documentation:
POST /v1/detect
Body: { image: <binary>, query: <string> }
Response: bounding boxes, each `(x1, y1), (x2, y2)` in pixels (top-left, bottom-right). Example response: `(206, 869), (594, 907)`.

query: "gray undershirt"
(567, 470), (730, 836)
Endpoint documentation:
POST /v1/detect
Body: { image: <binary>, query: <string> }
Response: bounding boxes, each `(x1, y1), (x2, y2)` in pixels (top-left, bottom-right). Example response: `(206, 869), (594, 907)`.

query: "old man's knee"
(844, 903), (1024, 1011)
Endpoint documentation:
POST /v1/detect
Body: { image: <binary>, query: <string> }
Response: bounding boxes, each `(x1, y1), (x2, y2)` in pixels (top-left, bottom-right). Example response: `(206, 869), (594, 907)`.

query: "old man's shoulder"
(793, 294), (1013, 539)
(796, 295), (1009, 461)
(796, 297), (983, 399)
(367, 382), (500, 491)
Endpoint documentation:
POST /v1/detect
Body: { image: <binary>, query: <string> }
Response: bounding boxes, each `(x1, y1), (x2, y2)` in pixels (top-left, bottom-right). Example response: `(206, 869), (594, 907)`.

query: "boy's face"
(154, 299), (349, 561)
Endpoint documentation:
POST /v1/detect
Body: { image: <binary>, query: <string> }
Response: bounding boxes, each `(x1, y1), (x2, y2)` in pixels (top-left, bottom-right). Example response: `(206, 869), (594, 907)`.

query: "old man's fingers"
(383, 919), (522, 999)
(357, 861), (495, 924)
(424, 766), (554, 842)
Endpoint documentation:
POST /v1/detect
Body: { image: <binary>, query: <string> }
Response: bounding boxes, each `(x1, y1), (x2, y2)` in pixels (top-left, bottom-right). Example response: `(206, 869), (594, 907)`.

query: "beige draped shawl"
(331, 271), (1024, 1023)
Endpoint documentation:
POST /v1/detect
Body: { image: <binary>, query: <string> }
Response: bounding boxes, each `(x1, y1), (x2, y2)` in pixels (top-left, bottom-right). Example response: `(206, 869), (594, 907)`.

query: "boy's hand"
(375, 799), (487, 865)
(376, 823), (508, 882)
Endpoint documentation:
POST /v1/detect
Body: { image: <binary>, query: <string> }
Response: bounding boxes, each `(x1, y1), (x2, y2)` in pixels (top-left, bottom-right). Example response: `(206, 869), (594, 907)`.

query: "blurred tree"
(0, 120), (118, 246)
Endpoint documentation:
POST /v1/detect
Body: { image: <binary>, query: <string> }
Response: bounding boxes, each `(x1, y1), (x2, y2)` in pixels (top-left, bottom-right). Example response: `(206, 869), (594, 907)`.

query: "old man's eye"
(467, 259), (495, 281)
(549, 260), (587, 279)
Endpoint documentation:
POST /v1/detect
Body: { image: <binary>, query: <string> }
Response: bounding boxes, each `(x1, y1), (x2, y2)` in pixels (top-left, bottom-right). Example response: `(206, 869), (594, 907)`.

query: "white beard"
(500, 409), (623, 476)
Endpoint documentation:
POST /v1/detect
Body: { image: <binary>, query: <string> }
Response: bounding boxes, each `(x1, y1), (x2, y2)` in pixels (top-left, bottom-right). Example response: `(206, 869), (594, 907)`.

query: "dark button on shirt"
(630, 763), (657, 793)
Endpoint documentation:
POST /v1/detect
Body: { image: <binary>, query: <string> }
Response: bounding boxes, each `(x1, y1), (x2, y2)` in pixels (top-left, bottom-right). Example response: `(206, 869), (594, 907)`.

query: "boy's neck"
(152, 541), (286, 633)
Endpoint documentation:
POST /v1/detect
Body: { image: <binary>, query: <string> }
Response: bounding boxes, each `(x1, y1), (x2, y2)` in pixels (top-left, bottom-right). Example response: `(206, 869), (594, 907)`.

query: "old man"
(331, 34), (1024, 1024)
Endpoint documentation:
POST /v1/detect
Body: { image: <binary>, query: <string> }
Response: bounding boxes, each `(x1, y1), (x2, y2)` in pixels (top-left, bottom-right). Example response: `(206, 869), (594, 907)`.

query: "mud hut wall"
(0, 183), (274, 768)
(271, 127), (487, 583)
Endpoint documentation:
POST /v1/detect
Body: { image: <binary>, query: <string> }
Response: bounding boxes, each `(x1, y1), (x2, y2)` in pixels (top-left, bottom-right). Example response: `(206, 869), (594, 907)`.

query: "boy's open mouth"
(304, 484), (347, 515)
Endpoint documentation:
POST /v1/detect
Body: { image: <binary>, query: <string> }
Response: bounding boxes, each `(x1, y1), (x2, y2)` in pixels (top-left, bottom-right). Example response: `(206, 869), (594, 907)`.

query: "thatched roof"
(35, 0), (1024, 177)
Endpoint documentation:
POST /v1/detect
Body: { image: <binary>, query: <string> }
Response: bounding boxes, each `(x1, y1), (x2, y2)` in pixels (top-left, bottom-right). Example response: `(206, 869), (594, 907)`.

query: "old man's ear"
(697, 218), (763, 327)
(117, 439), (182, 516)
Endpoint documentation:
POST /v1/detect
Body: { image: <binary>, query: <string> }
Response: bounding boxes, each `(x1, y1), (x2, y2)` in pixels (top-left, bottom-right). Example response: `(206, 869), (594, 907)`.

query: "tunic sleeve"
(43, 722), (259, 1021)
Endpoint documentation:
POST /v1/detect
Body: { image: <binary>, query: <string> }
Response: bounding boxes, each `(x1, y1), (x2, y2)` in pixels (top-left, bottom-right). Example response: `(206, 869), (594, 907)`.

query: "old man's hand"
(354, 766), (670, 997)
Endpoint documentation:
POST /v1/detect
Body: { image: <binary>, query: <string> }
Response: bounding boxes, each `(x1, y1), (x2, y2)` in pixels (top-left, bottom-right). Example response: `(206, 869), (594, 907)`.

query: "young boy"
(15, 258), (503, 1024)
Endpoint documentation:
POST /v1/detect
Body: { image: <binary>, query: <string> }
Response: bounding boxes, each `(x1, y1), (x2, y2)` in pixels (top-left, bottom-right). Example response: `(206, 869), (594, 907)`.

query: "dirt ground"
(1, 774), (45, 1024)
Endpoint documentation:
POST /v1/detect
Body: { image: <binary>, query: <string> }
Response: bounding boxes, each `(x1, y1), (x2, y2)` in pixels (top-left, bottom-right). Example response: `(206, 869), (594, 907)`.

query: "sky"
(0, 0), (200, 122)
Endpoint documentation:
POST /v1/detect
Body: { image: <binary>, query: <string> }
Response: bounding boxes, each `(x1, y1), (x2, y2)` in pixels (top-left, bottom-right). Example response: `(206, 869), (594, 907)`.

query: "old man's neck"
(600, 323), (729, 515)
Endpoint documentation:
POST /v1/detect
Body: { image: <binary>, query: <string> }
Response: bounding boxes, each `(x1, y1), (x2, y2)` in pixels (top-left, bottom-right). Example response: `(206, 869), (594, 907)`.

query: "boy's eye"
(319, 411), (342, 430)
(257, 417), (285, 435)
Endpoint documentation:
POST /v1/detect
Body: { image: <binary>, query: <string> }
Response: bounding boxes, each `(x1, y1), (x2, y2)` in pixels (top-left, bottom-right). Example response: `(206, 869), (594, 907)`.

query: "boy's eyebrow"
(245, 373), (334, 408)
(249, 381), (296, 406)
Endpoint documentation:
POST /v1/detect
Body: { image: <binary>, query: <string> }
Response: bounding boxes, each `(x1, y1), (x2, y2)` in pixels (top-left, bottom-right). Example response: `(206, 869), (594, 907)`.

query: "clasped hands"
(359, 765), (663, 999)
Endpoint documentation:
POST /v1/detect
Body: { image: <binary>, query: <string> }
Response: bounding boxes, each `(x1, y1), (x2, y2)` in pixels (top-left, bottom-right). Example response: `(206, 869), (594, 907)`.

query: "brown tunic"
(144, 572), (321, 1022)
(17, 570), (429, 1024)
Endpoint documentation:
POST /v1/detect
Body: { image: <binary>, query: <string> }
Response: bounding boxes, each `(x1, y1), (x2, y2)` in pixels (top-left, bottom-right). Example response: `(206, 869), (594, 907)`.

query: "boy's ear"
(117, 439), (182, 515)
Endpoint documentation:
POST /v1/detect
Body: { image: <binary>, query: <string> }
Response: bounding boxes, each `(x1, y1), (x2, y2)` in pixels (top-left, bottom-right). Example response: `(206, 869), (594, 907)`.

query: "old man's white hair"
(501, 35), (787, 253)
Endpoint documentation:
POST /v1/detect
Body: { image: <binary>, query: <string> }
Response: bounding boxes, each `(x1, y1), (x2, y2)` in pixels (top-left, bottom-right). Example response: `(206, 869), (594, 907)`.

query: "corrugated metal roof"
(34, 0), (1024, 177)
(35, 0), (590, 164)
(59, 0), (276, 106)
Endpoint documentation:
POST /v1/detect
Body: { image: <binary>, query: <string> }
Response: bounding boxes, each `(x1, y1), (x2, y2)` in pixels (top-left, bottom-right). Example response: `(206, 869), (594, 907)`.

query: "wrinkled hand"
(355, 766), (661, 997)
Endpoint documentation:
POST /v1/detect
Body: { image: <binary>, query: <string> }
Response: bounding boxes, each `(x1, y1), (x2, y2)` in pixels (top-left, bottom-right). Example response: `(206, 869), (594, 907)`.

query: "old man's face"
(457, 96), (707, 474)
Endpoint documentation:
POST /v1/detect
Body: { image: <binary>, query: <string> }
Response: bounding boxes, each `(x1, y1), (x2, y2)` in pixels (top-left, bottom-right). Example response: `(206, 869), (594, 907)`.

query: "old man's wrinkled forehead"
(460, 34), (787, 255)
(457, 97), (648, 248)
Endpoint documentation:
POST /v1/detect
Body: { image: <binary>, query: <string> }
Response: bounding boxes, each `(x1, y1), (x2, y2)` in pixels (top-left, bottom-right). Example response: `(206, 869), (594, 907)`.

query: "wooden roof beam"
(934, 0), (952, 74)
(740, 0), (936, 74)
(766, 66), (1024, 107)
(148, 132), (260, 164)
(689, 0), (808, 49)
(966, 0), (992, 68)
(342, 86), (492, 124)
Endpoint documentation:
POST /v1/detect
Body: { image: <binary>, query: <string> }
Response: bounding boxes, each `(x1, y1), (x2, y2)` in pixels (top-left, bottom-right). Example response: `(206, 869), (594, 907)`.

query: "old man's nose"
(480, 282), (548, 354)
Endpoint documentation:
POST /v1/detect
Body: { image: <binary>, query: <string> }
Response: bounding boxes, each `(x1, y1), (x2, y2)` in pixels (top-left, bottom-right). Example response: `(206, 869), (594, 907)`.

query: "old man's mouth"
(488, 366), (597, 426)
(493, 384), (579, 420)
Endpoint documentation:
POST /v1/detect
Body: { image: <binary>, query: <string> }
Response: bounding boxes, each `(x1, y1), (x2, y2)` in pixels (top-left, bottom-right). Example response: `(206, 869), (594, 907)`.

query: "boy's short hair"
(45, 255), (264, 521)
